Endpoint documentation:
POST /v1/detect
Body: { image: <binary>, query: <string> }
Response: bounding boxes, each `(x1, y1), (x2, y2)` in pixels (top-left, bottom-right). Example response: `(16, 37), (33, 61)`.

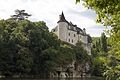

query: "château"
(52, 12), (92, 55)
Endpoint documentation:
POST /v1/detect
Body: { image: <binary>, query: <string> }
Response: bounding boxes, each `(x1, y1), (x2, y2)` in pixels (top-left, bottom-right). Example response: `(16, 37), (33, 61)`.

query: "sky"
(0, 0), (110, 37)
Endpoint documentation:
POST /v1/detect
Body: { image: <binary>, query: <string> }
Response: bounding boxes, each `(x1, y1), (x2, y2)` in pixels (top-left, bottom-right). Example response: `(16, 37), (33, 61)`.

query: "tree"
(40, 48), (60, 77)
(0, 19), (33, 77)
(16, 48), (33, 77)
(76, 0), (120, 79)
(92, 56), (108, 76)
(91, 34), (108, 76)
(0, 19), (18, 77)
(74, 42), (89, 64)
(0, 18), (53, 77)
(100, 33), (107, 52)
(73, 42), (90, 77)
(11, 9), (31, 20)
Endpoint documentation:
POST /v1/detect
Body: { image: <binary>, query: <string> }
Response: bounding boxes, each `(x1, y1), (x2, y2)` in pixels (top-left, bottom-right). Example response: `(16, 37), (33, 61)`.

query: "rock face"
(49, 61), (91, 78)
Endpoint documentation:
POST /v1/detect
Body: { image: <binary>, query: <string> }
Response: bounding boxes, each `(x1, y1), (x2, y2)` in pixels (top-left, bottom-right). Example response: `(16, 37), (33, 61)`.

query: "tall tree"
(100, 33), (107, 52)
(11, 9), (31, 20)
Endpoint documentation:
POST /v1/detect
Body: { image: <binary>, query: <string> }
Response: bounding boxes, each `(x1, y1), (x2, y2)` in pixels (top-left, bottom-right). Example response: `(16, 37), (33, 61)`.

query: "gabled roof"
(57, 12), (68, 23)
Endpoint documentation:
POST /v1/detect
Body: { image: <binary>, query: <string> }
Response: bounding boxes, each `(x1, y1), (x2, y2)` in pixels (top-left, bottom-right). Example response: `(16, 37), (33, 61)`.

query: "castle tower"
(51, 12), (92, 55)
(57, 12), (68, 42)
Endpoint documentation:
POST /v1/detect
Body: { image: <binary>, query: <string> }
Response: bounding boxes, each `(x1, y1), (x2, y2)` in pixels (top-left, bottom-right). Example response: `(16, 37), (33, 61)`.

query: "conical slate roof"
(57, 12), (68, 23)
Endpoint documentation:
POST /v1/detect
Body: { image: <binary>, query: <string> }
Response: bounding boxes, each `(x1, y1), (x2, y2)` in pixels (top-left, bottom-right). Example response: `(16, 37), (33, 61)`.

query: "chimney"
(83, 28), (86, 34)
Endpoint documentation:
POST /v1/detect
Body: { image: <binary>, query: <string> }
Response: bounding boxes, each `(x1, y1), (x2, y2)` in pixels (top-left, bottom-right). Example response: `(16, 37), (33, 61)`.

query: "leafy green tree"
(91, 33), (108, 76)
(36, 40), (76, 77)
(100, 33), (107, 52)
(74, 42), (89, 64)
(0, 19), (18, 77)
(92, 56), (108, 76)
(27, 21), (61, 75)
(61, 42), (76, 66)
(40, 48), (60, 76)
(76, 0), (120, 79)
(16, 48), (33, 76)
(0, 19), (34, 76)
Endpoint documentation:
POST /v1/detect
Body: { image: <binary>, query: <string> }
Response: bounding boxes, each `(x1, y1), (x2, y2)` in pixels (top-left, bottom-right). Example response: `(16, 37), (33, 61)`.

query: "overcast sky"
(0, 0), (110, 37)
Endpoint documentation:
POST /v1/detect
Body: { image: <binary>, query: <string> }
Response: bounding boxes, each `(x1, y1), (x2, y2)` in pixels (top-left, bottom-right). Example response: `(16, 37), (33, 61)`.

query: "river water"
(0, 77), (105, 80)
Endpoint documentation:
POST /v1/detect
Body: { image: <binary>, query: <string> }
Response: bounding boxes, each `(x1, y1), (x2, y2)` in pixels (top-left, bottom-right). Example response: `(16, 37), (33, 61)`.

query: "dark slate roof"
(56, 12), (88, 36)
(69, 21), (77, 27)
(76, 27), (83, 33)
(67, 21), (84, 34)
(57, 12), (68, 23)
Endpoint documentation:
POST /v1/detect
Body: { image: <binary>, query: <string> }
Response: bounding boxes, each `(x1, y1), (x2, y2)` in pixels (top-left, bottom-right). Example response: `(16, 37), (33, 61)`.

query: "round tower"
(57, 12), (68, 42)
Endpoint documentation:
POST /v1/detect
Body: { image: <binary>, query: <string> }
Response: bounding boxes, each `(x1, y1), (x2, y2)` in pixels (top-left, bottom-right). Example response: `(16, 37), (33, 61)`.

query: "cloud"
(79, 10), (97, 19)
(0, 9), (6, 12)
(87, 24), (111, 30)
(0, 0), (106, 37)
(87, 25), (105, 29)
(86, 25), (105, 37)
(86, 25), (111, 37)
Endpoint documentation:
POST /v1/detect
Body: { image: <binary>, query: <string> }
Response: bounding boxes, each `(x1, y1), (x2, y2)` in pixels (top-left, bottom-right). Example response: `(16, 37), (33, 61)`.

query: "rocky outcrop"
(49, 61), (91, 78)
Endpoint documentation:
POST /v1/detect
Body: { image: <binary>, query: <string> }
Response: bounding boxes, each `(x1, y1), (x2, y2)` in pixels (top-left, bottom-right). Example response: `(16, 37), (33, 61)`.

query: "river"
(0, 77), (105, 80)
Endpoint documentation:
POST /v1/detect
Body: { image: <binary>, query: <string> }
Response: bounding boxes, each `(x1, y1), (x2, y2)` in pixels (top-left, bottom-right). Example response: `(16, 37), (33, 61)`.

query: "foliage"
(0, 19), (52, 76)
(41, 48), (60, 72)
(0, 19), (33, 76)
(92, 55), (109, 76)
(92, 37), (100, 44)
(76, 0), (120, 79)
(91, 33), (108, 76)
(16, 48), (33, 75)
(11, 9), (31, 20)
(0, 17), (90, 77)
(100, 33), (107, 52)
(74, 42), (89, 64)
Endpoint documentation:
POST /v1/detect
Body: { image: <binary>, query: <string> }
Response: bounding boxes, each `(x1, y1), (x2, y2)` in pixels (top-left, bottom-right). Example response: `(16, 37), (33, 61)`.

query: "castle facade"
(52, 12), (91, 55)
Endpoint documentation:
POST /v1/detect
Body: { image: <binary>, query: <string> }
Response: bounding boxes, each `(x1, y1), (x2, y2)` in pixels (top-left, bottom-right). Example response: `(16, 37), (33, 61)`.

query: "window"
(74, 27), (76, 30)
(69, 26), (71, 29)
(72, 39), (73, 43)
(74, 34), (75, 37)
(69, 39), (70, 42)
(69, 33), (70, 36)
